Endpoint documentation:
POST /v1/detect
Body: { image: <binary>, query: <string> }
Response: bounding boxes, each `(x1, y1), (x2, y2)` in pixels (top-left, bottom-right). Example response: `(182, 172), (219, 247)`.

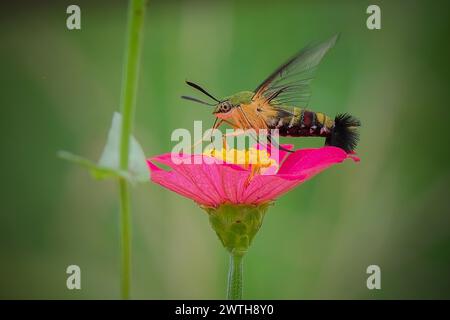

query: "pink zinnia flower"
(147, 144), (359, 300)
(147, 145), (358, 207)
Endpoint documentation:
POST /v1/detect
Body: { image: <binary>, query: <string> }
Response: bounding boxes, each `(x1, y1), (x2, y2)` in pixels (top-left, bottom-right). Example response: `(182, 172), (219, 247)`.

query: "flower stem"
(119, 178), (131, 299)
(227, 252), (244, 300)
(118, 0), (147, 299)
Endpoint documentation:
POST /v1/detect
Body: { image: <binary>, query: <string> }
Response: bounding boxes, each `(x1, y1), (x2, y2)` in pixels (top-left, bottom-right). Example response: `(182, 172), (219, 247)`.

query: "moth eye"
(221, 102), (231, 112)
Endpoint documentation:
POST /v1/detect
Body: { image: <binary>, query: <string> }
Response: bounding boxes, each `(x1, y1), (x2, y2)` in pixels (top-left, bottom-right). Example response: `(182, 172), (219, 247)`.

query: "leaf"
(58, 150), (131, 180)
(98, 112), (148, 183)
(58, 112), (148, 184)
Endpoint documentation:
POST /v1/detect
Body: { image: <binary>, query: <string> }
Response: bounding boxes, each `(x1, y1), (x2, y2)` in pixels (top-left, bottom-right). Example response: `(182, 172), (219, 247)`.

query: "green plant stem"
(118, 0), (147, 299)
(119, 178), (131, 299)
(227, 253), (244, 300)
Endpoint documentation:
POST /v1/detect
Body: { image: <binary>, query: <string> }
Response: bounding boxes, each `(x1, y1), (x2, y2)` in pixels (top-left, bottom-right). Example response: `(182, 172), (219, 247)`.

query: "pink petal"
(243, 147), (359, 203)
(242, 174), (304, 204)
(148, 153), (251, 207)
(278, 147), (353, 178)
(148, 160), (216, 206)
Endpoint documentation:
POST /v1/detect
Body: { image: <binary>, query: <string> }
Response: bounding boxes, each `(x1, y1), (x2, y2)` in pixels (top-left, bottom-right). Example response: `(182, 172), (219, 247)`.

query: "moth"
(182, 34), (360, 153)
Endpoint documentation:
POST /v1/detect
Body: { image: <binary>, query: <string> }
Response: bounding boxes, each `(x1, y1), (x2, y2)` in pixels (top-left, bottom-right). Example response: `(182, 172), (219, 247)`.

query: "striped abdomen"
(268, 107), (334, 138)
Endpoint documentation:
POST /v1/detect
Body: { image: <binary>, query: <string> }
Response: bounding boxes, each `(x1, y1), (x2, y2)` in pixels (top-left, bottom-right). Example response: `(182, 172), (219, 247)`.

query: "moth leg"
(210, 119), (239, 149)
(191, 119), (224, 152)
(209, 119), (224, 144)
(267, 135), (294, 153)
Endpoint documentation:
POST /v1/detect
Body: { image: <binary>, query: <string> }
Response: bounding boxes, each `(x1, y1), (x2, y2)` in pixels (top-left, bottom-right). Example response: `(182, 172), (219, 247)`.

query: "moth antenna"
(181, 95), (216, 106)
(185, 80), (220, 103)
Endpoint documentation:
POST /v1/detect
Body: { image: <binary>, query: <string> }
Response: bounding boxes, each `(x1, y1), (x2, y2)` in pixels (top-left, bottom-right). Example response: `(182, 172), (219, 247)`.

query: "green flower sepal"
(202, 203), (271, 255)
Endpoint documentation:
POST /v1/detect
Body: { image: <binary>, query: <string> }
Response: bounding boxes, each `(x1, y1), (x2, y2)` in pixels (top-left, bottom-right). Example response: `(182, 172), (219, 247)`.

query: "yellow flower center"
(204, 147), (277, 177)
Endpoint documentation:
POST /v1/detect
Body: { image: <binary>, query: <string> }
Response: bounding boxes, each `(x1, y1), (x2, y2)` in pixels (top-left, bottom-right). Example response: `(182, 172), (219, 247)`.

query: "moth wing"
(253, 34), (339, 108)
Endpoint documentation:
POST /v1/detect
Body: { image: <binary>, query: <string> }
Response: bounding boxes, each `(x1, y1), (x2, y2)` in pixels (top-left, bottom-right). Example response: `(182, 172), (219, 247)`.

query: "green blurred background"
(1, 0), (450, 299)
